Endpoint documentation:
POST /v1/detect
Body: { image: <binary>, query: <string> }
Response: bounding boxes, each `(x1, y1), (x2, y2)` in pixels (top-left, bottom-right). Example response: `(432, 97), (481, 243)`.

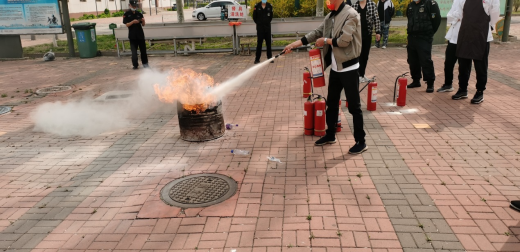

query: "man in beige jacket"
(284, 0), (367, 154)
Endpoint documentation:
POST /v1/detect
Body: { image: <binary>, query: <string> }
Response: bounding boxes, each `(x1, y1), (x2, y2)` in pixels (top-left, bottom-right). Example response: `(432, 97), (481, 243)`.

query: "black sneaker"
(452, 90), (468, 100)
(349, 142), (368, 154)
(511, 200), (520, 212)
(407, 80), (421, 88)
(471, 91), (484, 104)
(437, 85), (454, 92)
(132, 66), (139, 70)
(254, 60), (260, 64)
(426, 84), (434, 93)
(315, 134), (336, 146)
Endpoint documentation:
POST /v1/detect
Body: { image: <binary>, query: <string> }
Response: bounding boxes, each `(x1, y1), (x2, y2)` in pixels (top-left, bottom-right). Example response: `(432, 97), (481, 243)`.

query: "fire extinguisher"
(309, 48), (326, 88)
(337, 100), (342, 132)
(314, 95), (326, 136)
(303, 67), (312, 98)
(304, 96), (314, 135)
(394, 72), (409, 107)
(367, 78), (377, 111)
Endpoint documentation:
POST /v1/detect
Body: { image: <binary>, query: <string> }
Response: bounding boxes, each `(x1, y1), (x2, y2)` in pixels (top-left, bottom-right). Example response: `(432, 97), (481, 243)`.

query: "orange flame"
(153, 68), (217, 113)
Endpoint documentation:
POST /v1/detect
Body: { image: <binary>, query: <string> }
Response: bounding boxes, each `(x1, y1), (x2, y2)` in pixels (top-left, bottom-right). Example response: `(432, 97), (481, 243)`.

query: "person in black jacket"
(376, 0), (394, 49)
(406, 0), (441, 93)
(123, 0), (149, 69)
(253, 0), (273, 64)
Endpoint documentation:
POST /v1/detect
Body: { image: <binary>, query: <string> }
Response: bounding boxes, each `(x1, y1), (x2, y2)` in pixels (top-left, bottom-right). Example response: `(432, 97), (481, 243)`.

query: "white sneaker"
(382, 46), (387, 49)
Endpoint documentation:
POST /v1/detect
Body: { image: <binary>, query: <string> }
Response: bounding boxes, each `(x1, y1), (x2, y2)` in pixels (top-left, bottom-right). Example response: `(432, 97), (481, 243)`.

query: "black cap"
(129, 0), (138, 6)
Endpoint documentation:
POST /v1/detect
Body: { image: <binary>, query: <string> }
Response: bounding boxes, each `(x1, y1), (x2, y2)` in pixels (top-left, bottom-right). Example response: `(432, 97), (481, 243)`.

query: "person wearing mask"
(253, 0), (273, 64)
(352, 0), (381, 83)
(376, 0), (394, 49)
(436, 0), (461, 93)
(123, 0), (149, 69)
(283, 0), (367, 154)
(451, 0), (500, 103)
(405, 0), (441, 93)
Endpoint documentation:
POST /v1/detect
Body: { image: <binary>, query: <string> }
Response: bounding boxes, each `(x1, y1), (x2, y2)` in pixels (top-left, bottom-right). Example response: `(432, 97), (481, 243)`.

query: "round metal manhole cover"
(161, 174), (238, 208)
(36, 86), (71, 95)
(0, 106), (11, 115)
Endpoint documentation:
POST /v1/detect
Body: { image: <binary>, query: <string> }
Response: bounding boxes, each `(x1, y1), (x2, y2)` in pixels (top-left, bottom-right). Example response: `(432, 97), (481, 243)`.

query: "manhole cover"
(36, 86), (71, 95)
(161, 174), (237, 208)
(0, 106), (11, 115)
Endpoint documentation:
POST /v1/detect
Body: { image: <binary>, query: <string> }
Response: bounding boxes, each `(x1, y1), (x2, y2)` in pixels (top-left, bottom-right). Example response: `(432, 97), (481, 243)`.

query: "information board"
(228, 5), (246, 19)
(0, 0), (63, 35)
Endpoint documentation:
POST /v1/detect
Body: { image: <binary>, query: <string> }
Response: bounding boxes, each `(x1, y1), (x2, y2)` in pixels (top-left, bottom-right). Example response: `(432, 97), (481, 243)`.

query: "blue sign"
(77, 31), (85, 43)
(0, 0), (63, 35)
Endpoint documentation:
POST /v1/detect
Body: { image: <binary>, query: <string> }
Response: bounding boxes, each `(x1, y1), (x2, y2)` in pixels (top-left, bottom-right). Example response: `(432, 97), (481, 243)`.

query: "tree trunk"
(176, 0), (184, 23)
(316, 0), (324, 17)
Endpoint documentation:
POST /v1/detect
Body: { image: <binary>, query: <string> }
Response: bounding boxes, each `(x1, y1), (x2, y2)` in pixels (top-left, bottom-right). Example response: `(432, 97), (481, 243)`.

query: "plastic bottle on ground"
(231, 149), (250, 155)
(267, 156), (282, 163)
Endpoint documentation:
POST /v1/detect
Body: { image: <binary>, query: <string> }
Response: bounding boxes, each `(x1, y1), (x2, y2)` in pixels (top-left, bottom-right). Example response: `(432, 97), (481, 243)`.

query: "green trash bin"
(72, 22), (98, 58)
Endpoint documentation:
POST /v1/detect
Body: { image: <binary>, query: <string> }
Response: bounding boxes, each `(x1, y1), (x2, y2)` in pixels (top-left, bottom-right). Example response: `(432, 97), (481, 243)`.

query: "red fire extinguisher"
(309, 49), (326, 88)
(337, 100), (342, 132)
(367, 78), (377, 111)
(394, 72), (409, 107)
(304, 96), (314, 135)
(303, 67), (312, 98)
(314, 96), (326, 136)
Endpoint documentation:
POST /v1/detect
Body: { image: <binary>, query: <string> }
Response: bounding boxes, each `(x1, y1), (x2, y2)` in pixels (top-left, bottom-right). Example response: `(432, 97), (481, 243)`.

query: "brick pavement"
(0, 41), (520, 252)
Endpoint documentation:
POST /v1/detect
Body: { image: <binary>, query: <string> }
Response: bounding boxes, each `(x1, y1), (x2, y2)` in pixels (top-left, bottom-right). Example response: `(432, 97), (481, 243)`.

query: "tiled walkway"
(1, 42), (520, 252)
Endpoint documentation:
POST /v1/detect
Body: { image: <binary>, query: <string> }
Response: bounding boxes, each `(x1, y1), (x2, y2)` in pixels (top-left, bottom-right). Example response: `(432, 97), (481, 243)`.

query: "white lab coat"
(445, 0), (501, 44)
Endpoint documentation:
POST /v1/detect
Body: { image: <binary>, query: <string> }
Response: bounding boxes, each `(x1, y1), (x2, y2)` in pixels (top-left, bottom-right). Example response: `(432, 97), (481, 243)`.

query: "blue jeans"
(376, 21), (390, 47)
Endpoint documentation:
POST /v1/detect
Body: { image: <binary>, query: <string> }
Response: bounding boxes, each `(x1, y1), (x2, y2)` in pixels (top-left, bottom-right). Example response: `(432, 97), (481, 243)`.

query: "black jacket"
(252, 2), (273, 32)
(123, 10), (145, 40)
(406, 0), (441, 38)
(377, 0), (395, 24)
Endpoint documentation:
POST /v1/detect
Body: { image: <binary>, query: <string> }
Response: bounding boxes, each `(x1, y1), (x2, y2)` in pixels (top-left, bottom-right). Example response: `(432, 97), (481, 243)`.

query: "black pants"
(407, 36), (435, 82)
(255, 31), (272, 61)
(130, 39), (148, 67)
(458, 42), (490, 92)
(359, 34), (372, 77)
(326, 69), (366, 144)
(444, 42), (458, 86)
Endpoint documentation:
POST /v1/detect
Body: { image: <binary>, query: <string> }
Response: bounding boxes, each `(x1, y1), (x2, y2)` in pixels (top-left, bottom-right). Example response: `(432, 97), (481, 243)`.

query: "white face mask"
(130, 7), (137, 11)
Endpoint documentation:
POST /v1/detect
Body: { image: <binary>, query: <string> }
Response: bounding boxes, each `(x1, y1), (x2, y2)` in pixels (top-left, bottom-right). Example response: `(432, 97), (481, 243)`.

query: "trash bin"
(72, 22), (98, 58)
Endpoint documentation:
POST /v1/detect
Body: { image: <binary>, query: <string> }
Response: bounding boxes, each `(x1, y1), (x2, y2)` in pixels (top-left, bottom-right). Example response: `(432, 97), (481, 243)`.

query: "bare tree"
(515, 0), (520, 12)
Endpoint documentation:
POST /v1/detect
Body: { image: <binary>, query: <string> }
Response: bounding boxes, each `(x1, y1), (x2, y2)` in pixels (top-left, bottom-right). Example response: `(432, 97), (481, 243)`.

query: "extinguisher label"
(316, 110), (323, 116)
(396, 85), (399, 98)
(304, 110), (307, 116)
(310, 55), (324, 78)
(371, 87), (377, 103)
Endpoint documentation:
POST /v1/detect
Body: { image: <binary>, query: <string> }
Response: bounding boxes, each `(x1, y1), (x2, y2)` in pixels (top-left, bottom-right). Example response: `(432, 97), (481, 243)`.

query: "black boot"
(426, 81), (434, 93)
(407, 79), (421, 88)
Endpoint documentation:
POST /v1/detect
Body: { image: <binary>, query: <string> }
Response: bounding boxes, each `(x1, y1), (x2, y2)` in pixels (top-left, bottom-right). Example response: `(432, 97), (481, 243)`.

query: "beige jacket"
(302, 4), (362, 71)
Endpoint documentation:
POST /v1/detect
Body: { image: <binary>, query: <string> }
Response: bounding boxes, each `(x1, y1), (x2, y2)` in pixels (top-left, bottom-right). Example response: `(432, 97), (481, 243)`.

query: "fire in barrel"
(153, 68), (225, 142)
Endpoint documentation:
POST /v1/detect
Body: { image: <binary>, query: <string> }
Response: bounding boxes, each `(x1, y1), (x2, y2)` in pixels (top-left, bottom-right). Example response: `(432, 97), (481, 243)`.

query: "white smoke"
(31, 68), (169, 137)
(31, 57), (276, 138)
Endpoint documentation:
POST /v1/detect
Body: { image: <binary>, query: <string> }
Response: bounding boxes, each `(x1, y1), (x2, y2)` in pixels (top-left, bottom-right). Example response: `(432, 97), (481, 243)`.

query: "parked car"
(192, 0), (239, 21)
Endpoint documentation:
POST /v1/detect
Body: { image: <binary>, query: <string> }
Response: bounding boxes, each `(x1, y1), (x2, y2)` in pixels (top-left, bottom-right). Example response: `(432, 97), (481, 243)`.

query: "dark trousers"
(444, 42), (458, 86)
(458, 42), (490, 92)
(407, 36), (435, 82)
(130, 39), (148, 67)
(359, 34), (372, 77)
(255, 31), (272, 61)
(326, 70), (366, 144)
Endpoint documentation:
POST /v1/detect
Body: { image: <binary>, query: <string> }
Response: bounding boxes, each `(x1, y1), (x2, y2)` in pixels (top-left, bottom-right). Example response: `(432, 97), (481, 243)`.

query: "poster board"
(0, 0), (63, 35)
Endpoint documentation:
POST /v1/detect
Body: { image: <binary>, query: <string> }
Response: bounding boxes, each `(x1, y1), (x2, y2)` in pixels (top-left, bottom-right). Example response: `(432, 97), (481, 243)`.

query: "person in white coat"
(445, 0), (500, 104)
(436, 0), (462, 93)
